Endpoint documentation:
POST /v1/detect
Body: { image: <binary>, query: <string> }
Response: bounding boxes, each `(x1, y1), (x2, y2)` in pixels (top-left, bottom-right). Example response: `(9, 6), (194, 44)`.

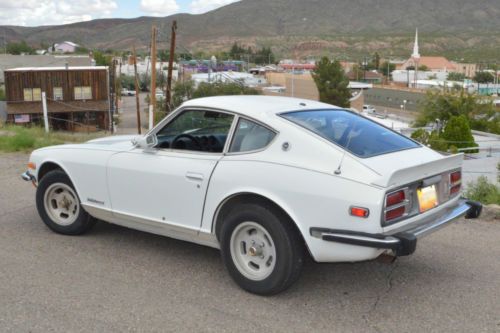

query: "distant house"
(51, 41), (80, 54)
(4, 66), (110, 131)
(398, 56), (457, 72)
(0, 54), (93, 83)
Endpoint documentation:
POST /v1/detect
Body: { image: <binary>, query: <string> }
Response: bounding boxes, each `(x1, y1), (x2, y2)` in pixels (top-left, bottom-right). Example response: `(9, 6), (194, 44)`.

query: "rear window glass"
(281, 109), (419, 158)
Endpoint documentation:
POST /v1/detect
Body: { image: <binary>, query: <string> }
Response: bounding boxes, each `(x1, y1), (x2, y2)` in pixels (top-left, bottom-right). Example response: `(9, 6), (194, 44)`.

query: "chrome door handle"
(185, 172), (204, 181)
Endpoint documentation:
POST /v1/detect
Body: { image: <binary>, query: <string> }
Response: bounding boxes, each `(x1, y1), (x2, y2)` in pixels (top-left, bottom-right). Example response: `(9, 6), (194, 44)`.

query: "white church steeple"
(412, 28), (420, 59)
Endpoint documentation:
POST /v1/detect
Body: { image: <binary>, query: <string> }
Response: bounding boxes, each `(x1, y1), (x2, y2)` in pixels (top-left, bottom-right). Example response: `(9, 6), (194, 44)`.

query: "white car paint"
(27, 96), (465, 263)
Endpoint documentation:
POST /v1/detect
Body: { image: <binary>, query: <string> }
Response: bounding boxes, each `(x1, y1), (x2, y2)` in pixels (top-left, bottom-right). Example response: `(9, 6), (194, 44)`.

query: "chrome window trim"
(225, 116), (279, 156)
(149, 105), (279, 157)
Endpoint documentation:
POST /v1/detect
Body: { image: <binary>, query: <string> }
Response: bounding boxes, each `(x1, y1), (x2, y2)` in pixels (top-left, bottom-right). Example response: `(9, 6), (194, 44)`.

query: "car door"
(106, 109), (235, 232)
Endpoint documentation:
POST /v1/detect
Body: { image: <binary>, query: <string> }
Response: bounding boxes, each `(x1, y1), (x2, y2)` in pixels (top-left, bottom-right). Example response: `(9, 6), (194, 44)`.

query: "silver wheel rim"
(230, 221), (277, 281)
(43, 183), (80, 226)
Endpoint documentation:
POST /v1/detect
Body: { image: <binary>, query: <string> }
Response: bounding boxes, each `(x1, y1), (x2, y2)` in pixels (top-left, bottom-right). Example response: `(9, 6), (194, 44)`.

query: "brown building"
(4, 66), (110, 131)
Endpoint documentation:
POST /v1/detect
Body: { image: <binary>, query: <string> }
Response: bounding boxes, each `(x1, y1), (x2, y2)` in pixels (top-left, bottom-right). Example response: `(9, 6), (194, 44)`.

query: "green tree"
(172, 80), (195, 109)
(229, 42), (246, 59)
(120, 75), (136, 91)
(6, 41), (34, 55)
(93, 51), (111, 66)
(441, 115), (477, 150)
(254, 47), (275, 65)
(371, 52), (381, 70)
(312, 57), (351, 108)
(379, 61), (396, 77)
(474, 71), (494, 84)
(410, 128), (430, 145)
(193, 81), (259, 99)
(428, 131), (449, 151)
(447, 72), (466, 81)
(75, 46), (89, 54)
(0, 87), (5, 101)
(415, 90), (496, 132)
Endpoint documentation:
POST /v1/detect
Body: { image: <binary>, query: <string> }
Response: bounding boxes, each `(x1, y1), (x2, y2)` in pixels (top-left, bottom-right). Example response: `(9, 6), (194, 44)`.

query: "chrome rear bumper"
(310, 199), (482, 256)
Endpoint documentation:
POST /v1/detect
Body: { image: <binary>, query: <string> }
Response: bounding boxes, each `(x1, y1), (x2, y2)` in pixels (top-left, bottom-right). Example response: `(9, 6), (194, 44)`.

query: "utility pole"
(133, 46), (142, 135)
(114, 59), (119, 117)
(150, 25), (157, 115)
(165, 20), (177, 113)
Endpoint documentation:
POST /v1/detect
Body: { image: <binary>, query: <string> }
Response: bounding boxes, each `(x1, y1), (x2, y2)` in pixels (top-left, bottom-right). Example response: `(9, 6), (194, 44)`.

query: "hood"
(86, 135), (138, 145)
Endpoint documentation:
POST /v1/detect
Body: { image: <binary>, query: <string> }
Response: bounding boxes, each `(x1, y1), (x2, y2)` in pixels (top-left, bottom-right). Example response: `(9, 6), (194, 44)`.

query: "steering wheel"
(172, 134), (202, 150)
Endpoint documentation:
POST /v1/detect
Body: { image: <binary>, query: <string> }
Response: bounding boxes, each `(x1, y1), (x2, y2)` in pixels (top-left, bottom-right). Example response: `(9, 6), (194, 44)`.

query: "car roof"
(181, 95), (337, 122)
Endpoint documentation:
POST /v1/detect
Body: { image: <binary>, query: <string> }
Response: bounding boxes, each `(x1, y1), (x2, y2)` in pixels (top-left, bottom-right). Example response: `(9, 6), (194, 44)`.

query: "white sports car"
(22, 96), (481, 295)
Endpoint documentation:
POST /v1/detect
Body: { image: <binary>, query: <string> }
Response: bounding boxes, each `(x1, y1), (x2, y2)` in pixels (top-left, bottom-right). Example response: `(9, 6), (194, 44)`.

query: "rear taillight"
(385, 206), (406, 221)
(384, 189), (409, 222)
(386, 190), (405, 207)
(449, 171), (461, 196)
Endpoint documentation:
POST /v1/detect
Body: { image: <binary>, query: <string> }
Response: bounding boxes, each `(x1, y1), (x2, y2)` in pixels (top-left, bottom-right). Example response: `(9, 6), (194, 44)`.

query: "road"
(115, 94), (149, 135)
(1, 152), (499, 332)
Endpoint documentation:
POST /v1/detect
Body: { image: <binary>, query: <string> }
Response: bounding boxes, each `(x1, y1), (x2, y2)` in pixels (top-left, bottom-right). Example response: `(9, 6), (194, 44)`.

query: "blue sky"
(0, 0), (241, 26)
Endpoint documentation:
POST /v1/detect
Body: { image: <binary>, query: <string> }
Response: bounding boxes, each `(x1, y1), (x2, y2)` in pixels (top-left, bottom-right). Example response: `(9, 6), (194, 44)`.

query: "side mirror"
(132, 134), (158, 150)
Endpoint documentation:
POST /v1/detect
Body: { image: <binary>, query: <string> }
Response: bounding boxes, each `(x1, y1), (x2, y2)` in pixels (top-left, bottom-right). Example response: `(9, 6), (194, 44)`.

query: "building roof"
(61, 41), (79, 47)
(417, 56), (456, 70)
(5, 66), (105, 72)
(346, 71), (383, 80)
(0, 55), (93, 82)
(398, 56), (457, 71)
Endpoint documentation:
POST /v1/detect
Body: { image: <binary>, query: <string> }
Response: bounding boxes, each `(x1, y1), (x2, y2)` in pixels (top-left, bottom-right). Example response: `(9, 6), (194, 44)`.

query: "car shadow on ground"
(86, 220), (442, 301)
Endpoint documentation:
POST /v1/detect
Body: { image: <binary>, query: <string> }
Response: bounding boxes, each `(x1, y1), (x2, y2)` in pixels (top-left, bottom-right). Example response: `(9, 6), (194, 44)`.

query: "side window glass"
(156, 110), (234, 153)
(230, 118), (276, 153)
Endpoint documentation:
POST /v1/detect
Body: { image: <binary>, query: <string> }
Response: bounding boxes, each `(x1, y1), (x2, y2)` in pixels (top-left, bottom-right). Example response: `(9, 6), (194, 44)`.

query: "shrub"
(464, 176), (500, 205)
(410, 128), (430, 145)
(428, 131), (448, 151)
(441, 115), (478, 153)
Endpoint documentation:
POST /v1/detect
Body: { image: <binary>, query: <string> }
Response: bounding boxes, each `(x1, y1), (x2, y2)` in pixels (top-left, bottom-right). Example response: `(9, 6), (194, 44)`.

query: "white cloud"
(140, 0), (179, 17)
(0, 0), (117, 26)
(189, 0), (240, 15)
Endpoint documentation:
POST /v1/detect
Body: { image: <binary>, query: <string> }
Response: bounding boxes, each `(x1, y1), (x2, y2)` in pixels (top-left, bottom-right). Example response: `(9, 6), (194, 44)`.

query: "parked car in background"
(363, 104), (376, 114)
(121, 88), (136, 96)
(22, 96), (482, 295)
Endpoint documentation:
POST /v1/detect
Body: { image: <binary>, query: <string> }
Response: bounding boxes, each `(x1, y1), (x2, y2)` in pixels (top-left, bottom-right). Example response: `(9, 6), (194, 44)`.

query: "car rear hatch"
(359, 149), (464, 226)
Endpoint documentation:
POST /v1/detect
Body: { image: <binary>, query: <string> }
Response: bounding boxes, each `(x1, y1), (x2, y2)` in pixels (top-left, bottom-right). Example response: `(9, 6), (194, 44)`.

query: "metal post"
(42, 92), (49, 133)
(148, 105), (154, 130)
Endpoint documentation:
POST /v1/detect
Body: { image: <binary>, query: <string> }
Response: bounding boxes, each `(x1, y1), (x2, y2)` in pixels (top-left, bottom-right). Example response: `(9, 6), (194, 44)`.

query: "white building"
(190, 71), (267, 87)
(50, 41), (80, 53)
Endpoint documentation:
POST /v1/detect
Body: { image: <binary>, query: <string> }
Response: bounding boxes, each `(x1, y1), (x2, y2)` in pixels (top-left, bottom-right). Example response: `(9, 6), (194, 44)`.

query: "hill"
(1, 0), (499, 61)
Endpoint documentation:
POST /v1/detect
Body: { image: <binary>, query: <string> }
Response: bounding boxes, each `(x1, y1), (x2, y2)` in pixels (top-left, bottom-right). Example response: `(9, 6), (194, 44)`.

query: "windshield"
(281, 109), (420, 158)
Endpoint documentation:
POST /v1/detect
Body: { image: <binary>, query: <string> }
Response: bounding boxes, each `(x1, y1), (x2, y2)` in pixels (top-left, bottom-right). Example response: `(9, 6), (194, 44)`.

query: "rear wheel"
(220, 202), (304, 295)
(36, 169), (96, 235)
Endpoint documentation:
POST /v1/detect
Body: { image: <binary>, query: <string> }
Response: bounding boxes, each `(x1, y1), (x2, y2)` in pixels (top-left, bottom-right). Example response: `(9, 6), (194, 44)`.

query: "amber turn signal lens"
(350, 207), (370, 218)
(27, 162), (36, 170)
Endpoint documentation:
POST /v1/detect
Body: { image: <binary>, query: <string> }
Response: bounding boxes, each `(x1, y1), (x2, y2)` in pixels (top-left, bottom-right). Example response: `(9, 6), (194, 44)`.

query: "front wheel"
(220, 203), (304, 295)
(36, 169), (96, 235)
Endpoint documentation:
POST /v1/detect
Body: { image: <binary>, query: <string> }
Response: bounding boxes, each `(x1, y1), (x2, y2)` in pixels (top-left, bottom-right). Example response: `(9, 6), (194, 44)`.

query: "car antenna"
(334, 119), (356, 175)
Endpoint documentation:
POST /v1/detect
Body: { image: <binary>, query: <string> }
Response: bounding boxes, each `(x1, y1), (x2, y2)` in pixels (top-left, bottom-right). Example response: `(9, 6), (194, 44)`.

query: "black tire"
(36, 169), (96, 235)
(219, 202), (304, 295)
